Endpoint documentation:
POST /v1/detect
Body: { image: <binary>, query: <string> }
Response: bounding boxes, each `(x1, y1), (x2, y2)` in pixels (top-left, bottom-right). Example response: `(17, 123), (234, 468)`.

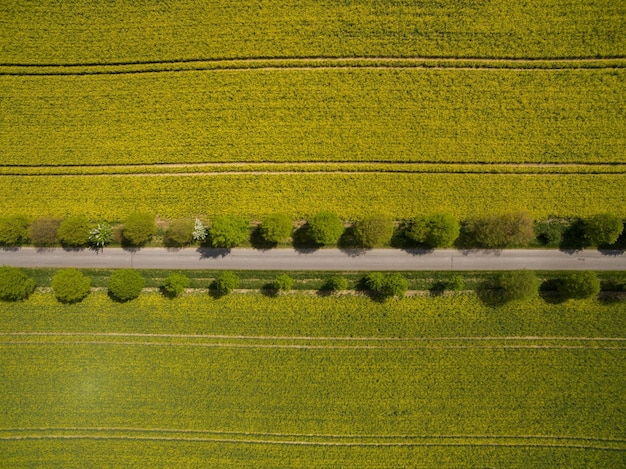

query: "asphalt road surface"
(1, 247), (624, 271)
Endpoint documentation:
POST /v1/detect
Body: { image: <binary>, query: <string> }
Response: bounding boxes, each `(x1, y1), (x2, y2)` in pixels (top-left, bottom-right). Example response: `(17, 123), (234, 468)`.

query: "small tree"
(406, 216), (429, 244)
(426, 213), (460, 248)
(467, 212), (534, 248)
(89, 223), (113, 248)
(51, 268), (91, 304)
(534, 217), (568, 247)
(0, 215), (29, 246)
(210, 215), (249, 248)
(162, 272), (189, 298)
(353, 215), (394, 248)
(215, 271), (240, 295)
(57, 215), (91, 247)
(108, 269), (144, 302)
(260, 213), (293, 244)
(273, 274), (294, 292)
(123, 213), (155, 246)
(324, 275), (349, 292)
(584, 214), (623, 246)
(0, 266), (36, 301)
(192, 219), (208, 243)
(498, 270), (539, 302)
(29, 218), (61, 246)
(364, 272), (386, 292)
(308, 212), (344, 246)
(165, 219), (194, 247)
(381, 273), (408, 299)
(448, 275), (465, 291)
(558, 271), (600, 300)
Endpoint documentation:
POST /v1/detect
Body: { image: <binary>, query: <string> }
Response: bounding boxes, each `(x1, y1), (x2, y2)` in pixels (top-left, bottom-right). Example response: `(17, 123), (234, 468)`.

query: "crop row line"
(3, 332), (624, 341)
(0, 433), (623, 450)
(2, 340), (624, 350)
(2, 57), (626, 76)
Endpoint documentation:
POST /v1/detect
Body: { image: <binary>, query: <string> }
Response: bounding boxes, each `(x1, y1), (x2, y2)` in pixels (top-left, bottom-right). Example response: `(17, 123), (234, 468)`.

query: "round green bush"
(364, 272), (386, 292)
(0, 266), (36, 301)
(324, 275), (349, 292)
(215, 271), (240, 295)
(108, 269), (145, 302)
(51, 269), (91, 304)
(0, 215), (29, 246)
(558, 271), (601, 300)
(425, 213), (460, 248)
(123, 213), (155, 246)
(308, 212), (344, 246)
(584, 213), (623, 246)
(448, 275), (465, 291)
(162, 272), (189, 298)
(381, 273), (408, 298)
(353, 215), (394, 248)
(28, 218), (61, 246)
(57, 215), (91, 247)
(260, 213), (293, 244)
(406, 216), (429, 244)
(466, 212), (534, 248)
(165, 219), (194, 247)
(498, 270), (539, 302)
(210, 215), (249, 248)
(273, 274), (294, 292)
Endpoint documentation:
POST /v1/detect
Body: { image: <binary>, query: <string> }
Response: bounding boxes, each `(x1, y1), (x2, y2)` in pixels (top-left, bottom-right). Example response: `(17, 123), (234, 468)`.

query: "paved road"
(1, 247), (624, 271)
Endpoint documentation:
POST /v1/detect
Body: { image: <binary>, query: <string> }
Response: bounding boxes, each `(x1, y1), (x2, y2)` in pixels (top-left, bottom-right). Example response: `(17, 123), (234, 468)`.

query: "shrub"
(89, 223), (113, 248)
(0, 266), (36, 301)
(498, 270), (539, 302)
(406, 216), (429, 244)
(466, 212), (534, 248)
(448, 275), (465, 291)
(381, 273), (409, 298)
(308, 212), (344, 246)
(162, 272), (189, 298)
(192, 218), (208, 242)
(210, 215), (249, 248)
(57, 215), (91, 247)
(215, 271), (240, 295)
(51, 269), (91, 304)
(123, 212), (155, 246)
(364, 272), (386, 292)
(260, 213), (293, 244)
(584, 214), (624, 246)
(324, 275), (349, 292)
(273, 274), (294, 292)
(425, 213), (460, 248)
(108, 269), (144, 302)
(353, 215), (394, 248)
(28, 218), (61, 246)
(165, 219), (194, 247)
(0, 215), (29, 246)
(534, 218), (568, 246)
(558, 271), (600, 300)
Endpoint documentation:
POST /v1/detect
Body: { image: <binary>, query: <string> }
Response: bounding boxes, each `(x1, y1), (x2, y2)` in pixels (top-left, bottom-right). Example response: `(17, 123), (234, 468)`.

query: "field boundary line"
(2, 56), (626, 76)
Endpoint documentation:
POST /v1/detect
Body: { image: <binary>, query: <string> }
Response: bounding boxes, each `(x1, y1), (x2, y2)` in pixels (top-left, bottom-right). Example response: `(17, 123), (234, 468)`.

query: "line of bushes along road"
(0, 211), (624, 251)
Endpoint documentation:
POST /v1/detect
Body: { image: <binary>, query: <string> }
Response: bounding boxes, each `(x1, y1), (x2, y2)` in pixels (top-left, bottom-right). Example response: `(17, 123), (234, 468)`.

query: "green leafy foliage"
(364, 272), (386, 292)
(498, 271), (539, 302)
(165, 219), (194, 247)
(260, 213), (293, 244)
(209, 215), (249, 248)
(123, 213), (155, 246)
(57, 215), (91, 247)
(324, 275), (349, 292)
(215, 271), (240, 296)
(425, 213), (460, 248)
(162, 273), (189, 298)
(51, 268), (91, 304)
(0, 215), (29, 246)
(88, 223), (113, 248)
(365, 272), (407, 299)
(0, 266), (35, 301)
(534, 218), (568, 247)
(353, 215), (394, 248)
(558, 271), (601, 300)
(308, 212), (344, 246)
(448, 275), (465, 291)
(108, 269), (145, 302)
(466, 212), (535, 248)
(28, 218), (61, 246)
(584, 213), (624, 246)
(273, 274), (294, 292)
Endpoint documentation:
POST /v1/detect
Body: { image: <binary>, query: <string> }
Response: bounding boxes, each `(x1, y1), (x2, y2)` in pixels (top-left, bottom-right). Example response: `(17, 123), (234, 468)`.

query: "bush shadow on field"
(208, 280), (228, 299)
(292, 224), (320, 253)
(250, 226), (277, 251)
(338, 226), (369, 257)
(539, 279), (567, 304)
(260, 282), (280, 298)
(475, 279), (508, 307)
(197, 248), (231, 259)
(558, 219), (588, 253)
(429, 281), (447, 297)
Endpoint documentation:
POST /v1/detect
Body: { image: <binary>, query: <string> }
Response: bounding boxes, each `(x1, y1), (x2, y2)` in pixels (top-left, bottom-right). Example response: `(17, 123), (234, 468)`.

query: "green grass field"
(1, 293), (624, 467)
